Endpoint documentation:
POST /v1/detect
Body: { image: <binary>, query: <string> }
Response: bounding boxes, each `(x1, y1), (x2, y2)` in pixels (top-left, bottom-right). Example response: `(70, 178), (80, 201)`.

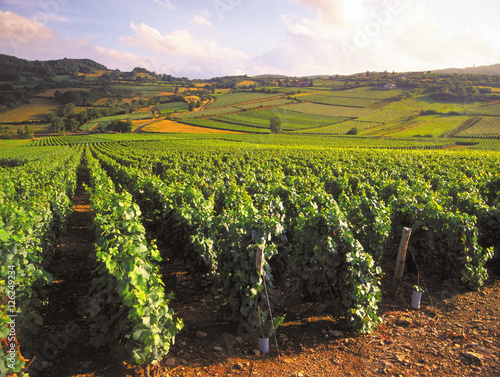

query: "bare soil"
(24, 167), (500, 377)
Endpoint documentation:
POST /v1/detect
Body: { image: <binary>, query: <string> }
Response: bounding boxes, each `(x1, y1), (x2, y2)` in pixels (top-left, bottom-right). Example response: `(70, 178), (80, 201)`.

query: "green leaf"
(0, 228), (9, 242)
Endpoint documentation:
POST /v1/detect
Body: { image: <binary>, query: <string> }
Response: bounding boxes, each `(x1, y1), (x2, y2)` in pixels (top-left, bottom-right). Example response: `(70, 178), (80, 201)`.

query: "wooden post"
(391, 227), (412, 295)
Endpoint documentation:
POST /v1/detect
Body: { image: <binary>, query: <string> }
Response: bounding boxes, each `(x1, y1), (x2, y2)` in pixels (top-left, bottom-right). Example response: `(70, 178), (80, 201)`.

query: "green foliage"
(286, 191), (381, 333)
(269, 116), (283, 134)
(106, 119), (132, 133)
(85, 150), (183, 366)
(214, 185), (285, 321)
(255, 310), (285, 338)
(75, 139), (500, 338)
(0, 146), (81, 371)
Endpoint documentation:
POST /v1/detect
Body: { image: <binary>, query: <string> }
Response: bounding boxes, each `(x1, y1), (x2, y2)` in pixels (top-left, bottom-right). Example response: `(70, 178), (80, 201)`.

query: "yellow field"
(77, 70), (110, 77)
(141, 119), (240, 134)
(0, 139), (31, 149)
(214, 88), (232, 94)
(237, 80), (258, 86)
(0, 97), (61, 123)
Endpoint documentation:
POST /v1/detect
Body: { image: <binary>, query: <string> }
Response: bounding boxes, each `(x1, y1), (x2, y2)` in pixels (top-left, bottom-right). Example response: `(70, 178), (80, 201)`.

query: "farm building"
(384, 83), (397, 89)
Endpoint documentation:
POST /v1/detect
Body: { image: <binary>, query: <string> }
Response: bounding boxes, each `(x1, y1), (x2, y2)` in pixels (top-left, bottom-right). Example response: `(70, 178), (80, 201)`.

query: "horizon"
(1, 0), (500, 79)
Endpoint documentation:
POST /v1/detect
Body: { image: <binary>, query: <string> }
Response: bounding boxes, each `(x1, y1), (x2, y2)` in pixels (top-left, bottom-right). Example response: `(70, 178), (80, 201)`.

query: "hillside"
(434, 63), (500, 76)
(0, 54), (107, 80)
(1, 53), (500, 142)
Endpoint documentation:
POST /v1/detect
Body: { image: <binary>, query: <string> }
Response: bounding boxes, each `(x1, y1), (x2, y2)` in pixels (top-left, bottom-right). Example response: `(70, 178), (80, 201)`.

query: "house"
(384, 83), (397, 89)
(297, 80), (310, 87)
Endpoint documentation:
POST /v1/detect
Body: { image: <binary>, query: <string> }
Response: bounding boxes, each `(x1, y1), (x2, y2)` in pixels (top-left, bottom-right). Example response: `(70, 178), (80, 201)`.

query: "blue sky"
(1, 0), (499, 78)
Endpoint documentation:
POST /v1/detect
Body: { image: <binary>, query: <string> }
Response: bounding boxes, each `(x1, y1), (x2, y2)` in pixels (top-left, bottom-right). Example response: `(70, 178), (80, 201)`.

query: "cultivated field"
(141, 119), (241, 133)
(456, 116), (500, 138)
(0, 97), (61, 122)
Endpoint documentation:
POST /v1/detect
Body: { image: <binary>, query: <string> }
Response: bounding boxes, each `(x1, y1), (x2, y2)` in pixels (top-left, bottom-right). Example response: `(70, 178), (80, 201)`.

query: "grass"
(174, 107), (242, 119)
(235, 98), (296, 110)
(385, 94), (479, 113)
(300, 94), (381, 107)
(80, 111), (153, 131)
(467, 103), (500, 116)
(456, 116), (500, 138)
(180, 118), (270, 133)
(327, 87), (404, 99)
(357, 109), (415, 124)
(155, 102), (187, 115)
(389, 115), (471, 138)
(297, 120), (379, 134)
(283, 102), (376, 118)
(215, 108), (347, 131)
(0, 97), (61, 123)
(208, 92), (282, 108)
(360, 115), (470, 138)
(0, 139), (31, 149)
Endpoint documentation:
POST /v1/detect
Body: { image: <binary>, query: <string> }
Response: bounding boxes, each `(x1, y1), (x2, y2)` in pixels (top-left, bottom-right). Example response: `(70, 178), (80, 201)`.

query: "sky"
(1, 0), (499, 79)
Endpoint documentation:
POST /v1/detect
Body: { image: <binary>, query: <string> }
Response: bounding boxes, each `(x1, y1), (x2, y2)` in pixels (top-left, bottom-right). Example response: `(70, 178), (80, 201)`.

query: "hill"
(434, 63), (500, 75)
(0, 54), (107, 81)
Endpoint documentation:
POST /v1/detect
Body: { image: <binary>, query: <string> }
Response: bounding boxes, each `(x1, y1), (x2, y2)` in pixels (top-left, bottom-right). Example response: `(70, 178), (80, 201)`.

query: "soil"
(22, 167), (500, 377)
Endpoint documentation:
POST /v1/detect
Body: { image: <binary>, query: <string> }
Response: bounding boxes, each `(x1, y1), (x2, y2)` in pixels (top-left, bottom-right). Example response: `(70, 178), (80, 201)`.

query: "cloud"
(154, 0), (176, 10)
(262, 0), (500, 75)
(191, 15), (213, 27)
(297, 0), (368, 26)
(0, 10), (54, 52)
(120, 22), (249, 74)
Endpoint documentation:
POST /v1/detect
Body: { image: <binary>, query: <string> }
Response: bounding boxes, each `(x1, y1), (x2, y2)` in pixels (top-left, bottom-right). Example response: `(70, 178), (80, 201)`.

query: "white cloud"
(191, 15), (213, 27)
(0, 10), (54, 53)
(262, 0), (500, 75)
(118, 22), (253, 77)
(154, 0), (176, 10)
(297, 0), (368, 26)
(120, 22), (248, 67)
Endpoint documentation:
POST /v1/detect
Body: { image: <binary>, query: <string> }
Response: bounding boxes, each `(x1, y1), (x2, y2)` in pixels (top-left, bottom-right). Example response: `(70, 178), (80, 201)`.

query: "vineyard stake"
(391, 227), (412, 295)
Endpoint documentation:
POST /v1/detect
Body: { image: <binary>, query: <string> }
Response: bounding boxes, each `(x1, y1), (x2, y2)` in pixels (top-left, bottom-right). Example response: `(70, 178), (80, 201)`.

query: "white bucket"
(411, 290), (422, 309)
(258, 337), (269, 354)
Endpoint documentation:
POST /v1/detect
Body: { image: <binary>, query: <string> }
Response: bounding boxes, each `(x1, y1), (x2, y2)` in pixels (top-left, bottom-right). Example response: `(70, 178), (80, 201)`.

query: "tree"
(346, 127), (359, 135)
(269, 116), (282, 134)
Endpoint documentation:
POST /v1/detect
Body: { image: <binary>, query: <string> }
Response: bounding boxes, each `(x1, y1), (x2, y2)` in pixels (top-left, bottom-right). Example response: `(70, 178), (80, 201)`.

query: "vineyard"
(456, 116), (500, 138)
(1, 134), (500, 375)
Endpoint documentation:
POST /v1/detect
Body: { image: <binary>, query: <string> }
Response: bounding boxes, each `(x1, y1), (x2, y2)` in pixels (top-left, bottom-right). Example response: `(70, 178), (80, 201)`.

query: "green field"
(385, 94), (475, 113)
(235, 97), (295, 110)
(325, 86), (404, 99)
(214, 108), (347, 131)
(283, 102), (376, 118)
(179, 118), (271, 133)
(456, 116), (500, 138)
(174, 106), (242, 119)
(300, 94), (381, 107)
(468, 103), (500, 116)
(155, 101), (187, 115)
(297, 120), (379, 134)
(80, 110), (153, 131)
(384, 115), (471, 138)
(208, 92), (283, 108)
(0, 139), (32, 148)
(357, 108), (415, 124)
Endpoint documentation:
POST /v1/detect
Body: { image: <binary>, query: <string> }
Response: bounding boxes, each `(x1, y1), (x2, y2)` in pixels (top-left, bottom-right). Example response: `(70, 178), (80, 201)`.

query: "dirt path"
(28, 164), (132, 377)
